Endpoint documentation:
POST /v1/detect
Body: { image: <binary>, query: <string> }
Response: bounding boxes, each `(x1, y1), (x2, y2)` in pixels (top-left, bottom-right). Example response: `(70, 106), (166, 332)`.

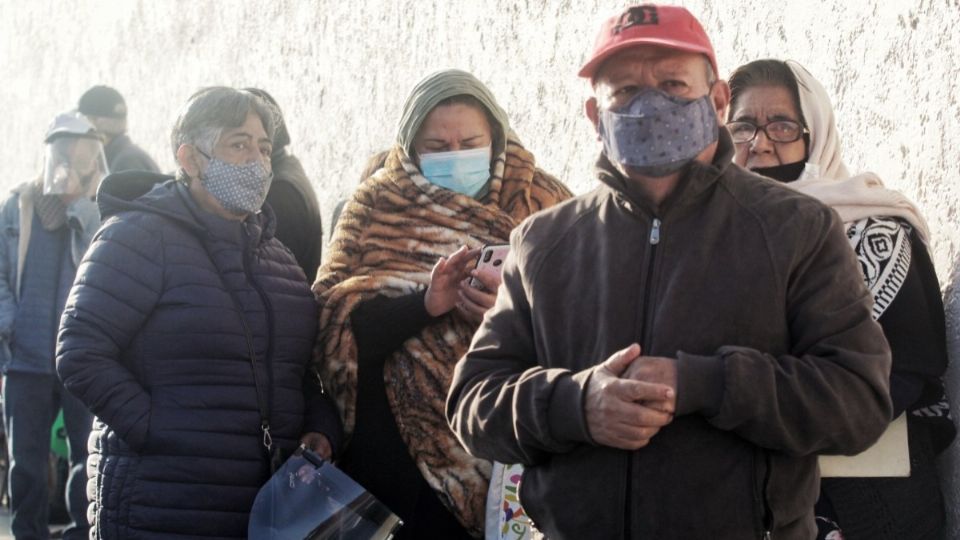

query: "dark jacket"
(446, 133), (893, 540)
(820, 220), (955, 539)
(264, 150), (323, 282)
(104, 134), (160, 174)
(56, 172), (342, 539)
(0, 181), (100, 373)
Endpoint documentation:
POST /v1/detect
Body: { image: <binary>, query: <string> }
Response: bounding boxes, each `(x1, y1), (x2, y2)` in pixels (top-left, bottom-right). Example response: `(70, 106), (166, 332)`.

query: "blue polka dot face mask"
(198, 150), (273, 215)
(418, 146), (492, 198)
(599, 89), (718, 178)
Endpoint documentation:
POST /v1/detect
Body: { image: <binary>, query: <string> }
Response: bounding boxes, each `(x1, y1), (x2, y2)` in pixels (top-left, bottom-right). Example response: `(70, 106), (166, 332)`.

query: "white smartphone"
(469, 244), (510, 291)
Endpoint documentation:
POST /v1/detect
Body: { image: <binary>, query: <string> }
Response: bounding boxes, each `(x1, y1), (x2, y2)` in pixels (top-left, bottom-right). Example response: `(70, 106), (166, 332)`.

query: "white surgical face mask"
(418, 146), (492, 197)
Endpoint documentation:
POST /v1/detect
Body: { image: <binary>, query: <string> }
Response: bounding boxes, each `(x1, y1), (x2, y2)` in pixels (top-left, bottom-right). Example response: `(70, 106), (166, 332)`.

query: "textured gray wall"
(4, 0), (960, 533)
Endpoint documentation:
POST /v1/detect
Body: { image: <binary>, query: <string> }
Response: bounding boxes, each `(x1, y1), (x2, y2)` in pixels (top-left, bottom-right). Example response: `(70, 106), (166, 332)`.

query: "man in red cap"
(448, 5), (893, 539)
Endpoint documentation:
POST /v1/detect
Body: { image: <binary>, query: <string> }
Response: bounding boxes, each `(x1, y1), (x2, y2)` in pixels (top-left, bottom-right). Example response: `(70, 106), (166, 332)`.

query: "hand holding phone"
(469, 244), (510, 291)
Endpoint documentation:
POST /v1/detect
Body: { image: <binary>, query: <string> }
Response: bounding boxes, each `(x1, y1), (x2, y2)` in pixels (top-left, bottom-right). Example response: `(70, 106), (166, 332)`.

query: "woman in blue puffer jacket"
(56, 87), (342, 539)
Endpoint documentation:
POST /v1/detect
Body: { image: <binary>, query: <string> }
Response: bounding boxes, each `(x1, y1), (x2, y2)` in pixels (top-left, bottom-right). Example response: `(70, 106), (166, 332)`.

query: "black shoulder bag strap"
(188, 225), (280, 472)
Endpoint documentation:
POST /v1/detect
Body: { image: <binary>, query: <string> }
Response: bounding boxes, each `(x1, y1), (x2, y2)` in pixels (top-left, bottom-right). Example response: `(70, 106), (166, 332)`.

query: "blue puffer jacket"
(56, 172), (342, 539)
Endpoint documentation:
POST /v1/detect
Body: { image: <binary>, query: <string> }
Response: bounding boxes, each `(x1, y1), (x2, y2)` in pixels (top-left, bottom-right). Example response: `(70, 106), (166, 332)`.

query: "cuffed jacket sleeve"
(302, 375), (344, 457)
(56, 216), (162, 452)
(447, 227), (595, 466)
(675, 207), (893, 456)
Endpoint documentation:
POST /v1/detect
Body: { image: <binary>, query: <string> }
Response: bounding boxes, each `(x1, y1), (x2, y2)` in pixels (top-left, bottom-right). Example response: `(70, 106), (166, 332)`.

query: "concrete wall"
(3, 0), (960, 533)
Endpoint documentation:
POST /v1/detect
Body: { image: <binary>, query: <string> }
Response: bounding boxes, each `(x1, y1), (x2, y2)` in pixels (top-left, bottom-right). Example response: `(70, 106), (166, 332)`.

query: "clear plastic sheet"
(249, 447), (403, 540)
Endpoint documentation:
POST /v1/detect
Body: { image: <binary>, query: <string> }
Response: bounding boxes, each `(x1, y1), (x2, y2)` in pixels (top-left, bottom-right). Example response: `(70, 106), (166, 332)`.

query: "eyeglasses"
(727, 120), (807, 144)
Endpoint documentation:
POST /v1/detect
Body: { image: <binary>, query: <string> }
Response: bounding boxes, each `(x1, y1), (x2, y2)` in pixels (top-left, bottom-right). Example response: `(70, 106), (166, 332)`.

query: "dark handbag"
(248, 445), (403, 539)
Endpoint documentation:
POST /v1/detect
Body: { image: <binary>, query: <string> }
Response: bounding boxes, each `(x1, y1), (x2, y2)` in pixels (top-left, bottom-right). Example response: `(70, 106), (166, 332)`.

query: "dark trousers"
(2, 371), (92, 540)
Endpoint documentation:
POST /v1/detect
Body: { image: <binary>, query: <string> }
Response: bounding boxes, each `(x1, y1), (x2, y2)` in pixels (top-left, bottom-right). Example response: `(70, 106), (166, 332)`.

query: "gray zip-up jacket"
(447, 133), (892, 540)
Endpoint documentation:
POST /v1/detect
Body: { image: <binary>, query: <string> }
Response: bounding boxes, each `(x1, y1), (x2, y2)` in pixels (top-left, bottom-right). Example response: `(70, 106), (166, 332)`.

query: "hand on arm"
(585, 344), (675, 450)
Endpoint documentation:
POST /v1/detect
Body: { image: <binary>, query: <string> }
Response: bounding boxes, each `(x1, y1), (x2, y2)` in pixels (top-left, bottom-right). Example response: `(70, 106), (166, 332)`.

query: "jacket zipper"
(639, 217), (661, 350)
(762, 452), (773, 539)
(626, 216), (662, 539)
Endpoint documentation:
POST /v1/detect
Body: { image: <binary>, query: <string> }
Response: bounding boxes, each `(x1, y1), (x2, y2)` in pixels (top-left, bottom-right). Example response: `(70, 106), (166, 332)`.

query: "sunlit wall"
(3, 0), (960, 534)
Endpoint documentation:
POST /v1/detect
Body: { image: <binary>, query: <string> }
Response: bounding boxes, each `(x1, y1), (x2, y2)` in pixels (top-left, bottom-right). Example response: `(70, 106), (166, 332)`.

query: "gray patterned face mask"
(198, 150), (273, 215)
(599, 89), (718, 178)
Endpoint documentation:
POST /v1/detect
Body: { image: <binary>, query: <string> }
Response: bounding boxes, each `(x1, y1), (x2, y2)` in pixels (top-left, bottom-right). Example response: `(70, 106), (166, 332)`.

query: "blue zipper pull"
(650, 218), (661, 245)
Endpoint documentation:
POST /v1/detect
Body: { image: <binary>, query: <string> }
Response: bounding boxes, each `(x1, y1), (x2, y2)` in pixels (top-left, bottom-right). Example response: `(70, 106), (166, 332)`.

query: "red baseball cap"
(579, 5), (718, 80)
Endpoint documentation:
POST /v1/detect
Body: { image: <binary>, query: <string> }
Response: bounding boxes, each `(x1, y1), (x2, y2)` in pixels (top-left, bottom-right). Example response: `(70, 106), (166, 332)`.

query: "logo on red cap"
(614, 6), (659, 33)
(578, 4), (718, 80)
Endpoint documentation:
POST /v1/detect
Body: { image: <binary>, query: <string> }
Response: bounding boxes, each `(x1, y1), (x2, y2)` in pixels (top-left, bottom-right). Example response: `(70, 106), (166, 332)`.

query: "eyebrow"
(732, 113), (798, 123)
(224, 132), (272, 146)
(424, 134), (486, 144)
(766, 113), (799, 122)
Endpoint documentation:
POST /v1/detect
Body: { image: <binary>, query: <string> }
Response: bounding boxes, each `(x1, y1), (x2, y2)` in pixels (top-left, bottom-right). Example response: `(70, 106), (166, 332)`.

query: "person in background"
(728, 58), (955, 540)
(0, 112), (104, 540)
(329, 150), (389, 237)
(446, 5), (893, 539)
(315, 69), (571, 538)
(56, 87), (342, 539)
(78, 85), (160, 174)
(244, 88), (324, 282)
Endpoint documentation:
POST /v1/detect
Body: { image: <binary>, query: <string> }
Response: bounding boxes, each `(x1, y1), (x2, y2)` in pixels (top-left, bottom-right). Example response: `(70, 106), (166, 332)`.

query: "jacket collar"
(596, 128), (736, 216)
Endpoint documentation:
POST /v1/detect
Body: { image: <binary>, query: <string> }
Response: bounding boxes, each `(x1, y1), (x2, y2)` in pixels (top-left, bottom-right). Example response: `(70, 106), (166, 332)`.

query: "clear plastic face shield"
(43, 135), (108, 200)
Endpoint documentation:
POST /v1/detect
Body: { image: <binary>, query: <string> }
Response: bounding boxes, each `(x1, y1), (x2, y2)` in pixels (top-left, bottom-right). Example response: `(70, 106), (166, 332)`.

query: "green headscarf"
(395, 69), (511, 158)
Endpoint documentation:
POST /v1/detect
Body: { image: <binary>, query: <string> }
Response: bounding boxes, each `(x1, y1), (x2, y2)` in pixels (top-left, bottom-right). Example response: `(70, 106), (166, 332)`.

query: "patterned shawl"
(785, 60), (930, 243)
(314, 138), (571, 536)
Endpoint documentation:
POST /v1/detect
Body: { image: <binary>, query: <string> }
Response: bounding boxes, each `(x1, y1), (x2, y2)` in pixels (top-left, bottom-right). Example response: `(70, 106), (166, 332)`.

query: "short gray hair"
(170, 86), (279, 158)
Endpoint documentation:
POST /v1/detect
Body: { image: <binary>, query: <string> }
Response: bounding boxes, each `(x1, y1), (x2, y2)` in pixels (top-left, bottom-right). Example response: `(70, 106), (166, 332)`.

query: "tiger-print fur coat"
(314, 138), (571, 536)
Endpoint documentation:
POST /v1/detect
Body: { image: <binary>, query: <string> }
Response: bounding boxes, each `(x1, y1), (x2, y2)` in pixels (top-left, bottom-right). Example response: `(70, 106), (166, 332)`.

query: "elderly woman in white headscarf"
(314, 69), (571, 538)
(727, 59), (955, 540)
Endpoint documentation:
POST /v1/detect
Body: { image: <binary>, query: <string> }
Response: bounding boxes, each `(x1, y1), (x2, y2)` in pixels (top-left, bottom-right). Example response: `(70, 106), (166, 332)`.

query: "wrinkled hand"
(300, 432), (333, 460)
(456, 264), (503, 323)
(424, 246), (480, 317)
(585, 344), (675, 450)
(621, 354), (678, 415)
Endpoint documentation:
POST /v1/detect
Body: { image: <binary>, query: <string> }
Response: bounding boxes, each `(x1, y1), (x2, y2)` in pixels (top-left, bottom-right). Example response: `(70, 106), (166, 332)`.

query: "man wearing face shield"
(0, 112), (103, 539)
(447, 5), (893, 539)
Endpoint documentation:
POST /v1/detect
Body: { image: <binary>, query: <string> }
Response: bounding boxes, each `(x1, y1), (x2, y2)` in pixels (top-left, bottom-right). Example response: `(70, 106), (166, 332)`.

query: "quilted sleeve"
(56, 214), (164, 451)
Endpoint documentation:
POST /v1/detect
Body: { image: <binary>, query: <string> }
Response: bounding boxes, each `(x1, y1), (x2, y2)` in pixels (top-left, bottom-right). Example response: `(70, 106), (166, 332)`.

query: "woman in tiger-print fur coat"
(314, 69), (572, 538)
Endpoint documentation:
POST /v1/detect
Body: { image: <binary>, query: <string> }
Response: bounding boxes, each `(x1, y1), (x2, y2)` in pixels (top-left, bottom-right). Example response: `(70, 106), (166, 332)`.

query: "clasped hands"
(585, 343), (678, 450)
